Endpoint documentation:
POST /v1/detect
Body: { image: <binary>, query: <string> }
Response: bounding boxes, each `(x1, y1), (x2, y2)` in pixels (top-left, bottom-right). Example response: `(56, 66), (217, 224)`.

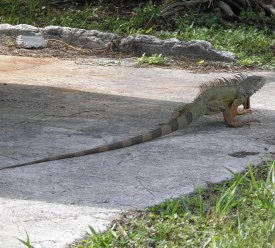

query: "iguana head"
(239, 75), (265, 97)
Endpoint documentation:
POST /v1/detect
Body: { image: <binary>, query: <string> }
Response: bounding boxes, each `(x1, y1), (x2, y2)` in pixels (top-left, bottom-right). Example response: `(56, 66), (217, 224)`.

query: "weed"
(135, 53), (167, 65)
(16, 232), (35, 248)
(132, 4), (161, 30)
(240, 10), (271, 23)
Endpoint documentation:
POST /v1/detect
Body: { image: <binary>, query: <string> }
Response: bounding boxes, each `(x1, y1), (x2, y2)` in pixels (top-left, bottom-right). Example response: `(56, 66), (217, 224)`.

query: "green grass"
(135, 53), (167, 65)
(169, 26), (274, 69)
(0, 1), (274, 69)
(17, 232), (34, 248)
(70, 161), (275, 248)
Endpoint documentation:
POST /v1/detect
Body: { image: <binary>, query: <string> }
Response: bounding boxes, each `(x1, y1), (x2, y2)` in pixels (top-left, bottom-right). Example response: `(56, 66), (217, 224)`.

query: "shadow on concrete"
(0, 83), (274, 210)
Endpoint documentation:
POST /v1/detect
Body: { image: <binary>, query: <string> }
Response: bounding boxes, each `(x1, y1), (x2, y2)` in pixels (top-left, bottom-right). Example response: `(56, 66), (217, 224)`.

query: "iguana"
(0, 74), (265, 171)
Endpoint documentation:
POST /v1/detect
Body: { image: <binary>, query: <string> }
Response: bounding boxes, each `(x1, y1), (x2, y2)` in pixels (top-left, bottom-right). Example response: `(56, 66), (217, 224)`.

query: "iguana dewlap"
(0, 74), (265, 170)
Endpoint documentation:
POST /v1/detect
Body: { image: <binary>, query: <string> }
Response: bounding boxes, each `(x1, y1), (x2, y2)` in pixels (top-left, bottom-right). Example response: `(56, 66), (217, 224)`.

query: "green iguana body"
(0, 74), (265, 170)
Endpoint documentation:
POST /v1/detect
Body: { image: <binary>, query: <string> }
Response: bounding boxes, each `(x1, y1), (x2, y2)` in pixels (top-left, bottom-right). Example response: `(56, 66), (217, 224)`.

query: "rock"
(41, 26), (119, 49)
(0, 24), (236, 62)
(16, 35), (47, 49)
(172, 40), (235, 62)
(128, 34), (236, 62)
(117, 36), (135, 53)
(0, 24), (39, 36)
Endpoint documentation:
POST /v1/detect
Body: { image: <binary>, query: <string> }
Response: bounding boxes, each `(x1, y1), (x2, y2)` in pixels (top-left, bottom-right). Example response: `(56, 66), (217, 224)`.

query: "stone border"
(0, 24), (236, 62)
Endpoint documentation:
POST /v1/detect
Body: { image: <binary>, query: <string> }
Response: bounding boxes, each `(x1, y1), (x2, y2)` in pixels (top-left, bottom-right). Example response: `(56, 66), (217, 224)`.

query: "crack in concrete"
(135, 176), (155, 197)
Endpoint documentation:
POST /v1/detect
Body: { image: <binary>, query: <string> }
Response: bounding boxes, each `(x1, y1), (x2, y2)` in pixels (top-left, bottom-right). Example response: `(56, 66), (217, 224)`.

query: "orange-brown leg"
(237, 108), (252, 115)
(223, 98), (259, 127)
(237, 97), (252, 115)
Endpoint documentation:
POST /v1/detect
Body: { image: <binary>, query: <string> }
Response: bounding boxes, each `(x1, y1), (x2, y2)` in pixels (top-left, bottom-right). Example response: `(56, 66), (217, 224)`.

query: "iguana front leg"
(223, 97), (259, 127)
(237, 97), (251, 115)
(243, 96), (250, 109)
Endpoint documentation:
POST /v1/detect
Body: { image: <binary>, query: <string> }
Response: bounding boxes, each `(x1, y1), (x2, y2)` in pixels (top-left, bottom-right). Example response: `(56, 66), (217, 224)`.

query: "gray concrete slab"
(0, 55), (274, 247)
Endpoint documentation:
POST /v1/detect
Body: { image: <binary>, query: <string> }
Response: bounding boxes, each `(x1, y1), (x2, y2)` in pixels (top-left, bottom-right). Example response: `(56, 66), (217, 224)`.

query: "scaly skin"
(0, 74), (265, 170)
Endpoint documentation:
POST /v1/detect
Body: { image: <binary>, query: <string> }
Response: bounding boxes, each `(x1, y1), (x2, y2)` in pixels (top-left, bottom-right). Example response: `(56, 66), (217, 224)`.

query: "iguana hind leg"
(169, 103), (191, 122)
(223, 97), (259, 127)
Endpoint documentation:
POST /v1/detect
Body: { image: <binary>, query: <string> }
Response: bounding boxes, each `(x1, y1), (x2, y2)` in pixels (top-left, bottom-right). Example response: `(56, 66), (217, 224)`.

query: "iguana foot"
(237, 108), (252, 115)
(223, 103), (260, 127)
(227, 118), (260, 127)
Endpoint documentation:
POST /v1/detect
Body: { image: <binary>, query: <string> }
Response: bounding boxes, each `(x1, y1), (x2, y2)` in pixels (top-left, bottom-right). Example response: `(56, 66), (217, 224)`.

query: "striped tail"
(0, 112), (195, 171)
